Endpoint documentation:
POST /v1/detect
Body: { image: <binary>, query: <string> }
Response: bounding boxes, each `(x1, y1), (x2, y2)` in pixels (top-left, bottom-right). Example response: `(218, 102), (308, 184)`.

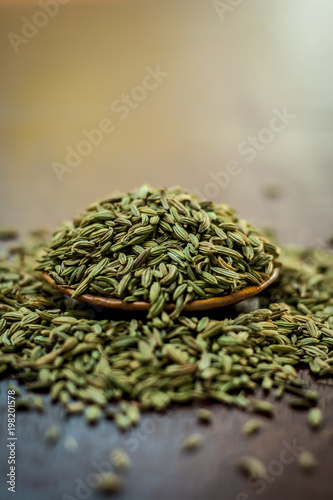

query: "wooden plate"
(43, 268), (279, 312)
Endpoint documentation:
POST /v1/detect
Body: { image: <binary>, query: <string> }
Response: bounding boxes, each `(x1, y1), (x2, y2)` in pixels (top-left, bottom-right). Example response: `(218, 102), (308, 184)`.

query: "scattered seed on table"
(44, 425), (60, 444)
(84, 405), (102, 425)
(308, 408), (323, 430)
(242, 419), (263, 436)
(237, 456), (266, 479)
(109, 448), (131, 470)
(251, 400), (275, 417)
(298, 451), (317, 473)
(97, 472), (124, 493)
(182, 433), (203, 451)
(64, 436), (78, 453)
(196, 408), (213, 424)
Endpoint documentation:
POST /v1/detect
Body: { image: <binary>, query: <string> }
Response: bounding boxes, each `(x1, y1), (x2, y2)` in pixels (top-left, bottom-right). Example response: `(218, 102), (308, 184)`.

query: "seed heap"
(37, 186), (280, 318)
(1, 229), (333, 430)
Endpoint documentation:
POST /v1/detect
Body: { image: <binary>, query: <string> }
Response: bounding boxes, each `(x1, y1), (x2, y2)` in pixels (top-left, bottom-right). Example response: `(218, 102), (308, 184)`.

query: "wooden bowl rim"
(43, 268), (279, 312)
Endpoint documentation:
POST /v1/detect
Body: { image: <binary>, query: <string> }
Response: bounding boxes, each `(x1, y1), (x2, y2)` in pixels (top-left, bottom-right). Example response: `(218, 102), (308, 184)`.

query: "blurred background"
(0, 0), (332, 246)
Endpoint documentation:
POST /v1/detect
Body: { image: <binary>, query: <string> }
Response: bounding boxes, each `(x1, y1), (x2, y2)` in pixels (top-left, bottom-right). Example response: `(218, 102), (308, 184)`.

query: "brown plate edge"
(43, 268), (279, 312)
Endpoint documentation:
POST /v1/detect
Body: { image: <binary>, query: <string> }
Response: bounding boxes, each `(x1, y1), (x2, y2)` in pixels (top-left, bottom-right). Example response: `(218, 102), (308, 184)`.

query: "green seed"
(196, 408), (213, 424)
(242, 419), (263, 436)
(251, 400), (275, 416)
(237, 456), (266, 479)
(2, 216), (333, 442)
(181, 433), (203, 451)
(44, 425), (60, 443)
(288, 398), (312, 409)
(298, 451), (317, 472)
(64, 436), (78, 453)
(109, 448), (131, 470)
(84, 405), (102, 425)
(114, 413), (132, 431)
(38, 186), (279, 319)
(97, 472), (124, 493)
(308, 408), (323, 429)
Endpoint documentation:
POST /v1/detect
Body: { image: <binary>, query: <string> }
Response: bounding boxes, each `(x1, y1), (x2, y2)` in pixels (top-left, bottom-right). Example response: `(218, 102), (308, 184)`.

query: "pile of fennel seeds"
(37, 186), (280, 318)
(1, 230), (333, 430)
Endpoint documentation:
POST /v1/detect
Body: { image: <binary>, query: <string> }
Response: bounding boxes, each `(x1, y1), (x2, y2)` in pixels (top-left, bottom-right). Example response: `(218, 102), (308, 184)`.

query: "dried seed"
(2, 203), (333, 444)
(97, 472), (124, 493)
(237, 456), (266, 479)
(196, 408), (213, 423)
(181, 433), (203, 451)
(308, 408), (323, 430)
(44, 425), (60, 443)
(109, 448), (131, 470)
(298, 451), (317, 472)
(251, 400), (275, 416)
(64, 436), (78, 453)
(242, 419), (263, 436)
(84, 405), (102, 425)
(114, 413), (132, 431)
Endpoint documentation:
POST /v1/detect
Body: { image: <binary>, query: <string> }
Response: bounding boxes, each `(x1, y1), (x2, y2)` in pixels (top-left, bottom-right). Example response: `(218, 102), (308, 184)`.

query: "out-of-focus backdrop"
(0, 0), (332, 245)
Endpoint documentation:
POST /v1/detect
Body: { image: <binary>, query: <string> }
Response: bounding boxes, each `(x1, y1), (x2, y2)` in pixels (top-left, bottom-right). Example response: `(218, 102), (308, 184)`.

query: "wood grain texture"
(0, 371), (332, 500)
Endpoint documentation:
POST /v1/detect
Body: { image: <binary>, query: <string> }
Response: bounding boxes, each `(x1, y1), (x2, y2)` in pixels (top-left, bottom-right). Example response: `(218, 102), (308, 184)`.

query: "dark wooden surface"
(0, 370), (333, 500)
